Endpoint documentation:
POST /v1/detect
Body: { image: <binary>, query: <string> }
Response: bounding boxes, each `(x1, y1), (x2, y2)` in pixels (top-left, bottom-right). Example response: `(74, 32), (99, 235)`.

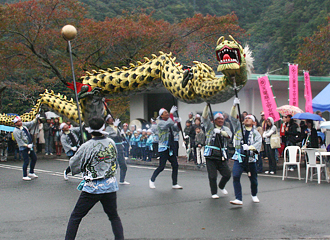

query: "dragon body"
(81, 35), (252, 104)
(0, 35), (253, 126)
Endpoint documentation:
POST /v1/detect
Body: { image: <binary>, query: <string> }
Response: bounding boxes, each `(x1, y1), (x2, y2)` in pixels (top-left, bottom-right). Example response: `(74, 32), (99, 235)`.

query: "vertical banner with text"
(258, 75), (280, 122)
(289, 64), (299, 107)
(304, 71), (313, 113)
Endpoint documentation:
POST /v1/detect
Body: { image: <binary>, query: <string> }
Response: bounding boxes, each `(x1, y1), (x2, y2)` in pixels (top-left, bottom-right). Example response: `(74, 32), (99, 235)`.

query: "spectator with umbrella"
(292, 112), (324, 148)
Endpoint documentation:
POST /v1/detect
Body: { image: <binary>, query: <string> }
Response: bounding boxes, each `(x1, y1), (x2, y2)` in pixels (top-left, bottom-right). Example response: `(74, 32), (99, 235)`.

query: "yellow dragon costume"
(0, 35), (253, 126)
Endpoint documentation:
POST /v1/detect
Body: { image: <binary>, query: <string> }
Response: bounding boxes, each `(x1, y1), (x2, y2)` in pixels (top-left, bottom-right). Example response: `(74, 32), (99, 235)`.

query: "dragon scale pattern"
(0, 36), (252, 126)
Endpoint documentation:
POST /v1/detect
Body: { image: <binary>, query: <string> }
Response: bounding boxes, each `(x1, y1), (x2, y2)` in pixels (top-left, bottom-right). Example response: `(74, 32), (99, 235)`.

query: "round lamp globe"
(61, 25), (77, 41)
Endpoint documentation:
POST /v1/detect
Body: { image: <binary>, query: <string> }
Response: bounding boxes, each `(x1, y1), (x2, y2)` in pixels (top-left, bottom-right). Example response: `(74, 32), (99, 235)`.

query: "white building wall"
(130, 95), (148, 121)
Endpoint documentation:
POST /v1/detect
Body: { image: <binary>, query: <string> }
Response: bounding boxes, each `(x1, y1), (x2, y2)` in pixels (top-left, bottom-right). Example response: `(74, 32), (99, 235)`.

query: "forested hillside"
(79, 0), (329, 75)
(2, 0), (329, 75)
(247, 0), (329, 74)
(0, 0), (328, 116)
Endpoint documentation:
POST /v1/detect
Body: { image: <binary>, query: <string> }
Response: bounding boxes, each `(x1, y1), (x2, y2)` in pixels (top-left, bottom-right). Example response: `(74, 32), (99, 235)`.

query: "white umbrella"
(320, 121), (330, 129)
(45, 111), (59, 119)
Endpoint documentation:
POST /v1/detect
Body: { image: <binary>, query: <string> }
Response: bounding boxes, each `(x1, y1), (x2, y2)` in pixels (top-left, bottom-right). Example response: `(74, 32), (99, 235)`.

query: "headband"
(214, 113), (224, 119)
(105, 114), (112, 122)
(12, 116), (21, 123)
(85, 124), (109, 135)
(245, 114), (256, 122)
(159, 108), (166, 116)
(60, 122), (67, 130)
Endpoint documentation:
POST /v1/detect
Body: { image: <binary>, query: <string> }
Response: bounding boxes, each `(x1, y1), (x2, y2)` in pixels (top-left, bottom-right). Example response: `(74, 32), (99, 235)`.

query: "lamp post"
(61, 25), (84, 143)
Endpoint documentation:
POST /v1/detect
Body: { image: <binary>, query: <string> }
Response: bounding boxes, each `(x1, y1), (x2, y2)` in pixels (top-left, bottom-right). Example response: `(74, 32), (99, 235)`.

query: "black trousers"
(265, 144), (277, 173)
(206, 158), (231, 195)
(151, 149), (179, 185)
(65, 191), (124, 240)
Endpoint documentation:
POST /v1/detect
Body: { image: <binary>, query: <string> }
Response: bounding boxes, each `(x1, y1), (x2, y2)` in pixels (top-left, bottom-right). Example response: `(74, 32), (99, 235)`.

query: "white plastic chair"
(304, 148), (327, 184)
(282, 146), (301, 180)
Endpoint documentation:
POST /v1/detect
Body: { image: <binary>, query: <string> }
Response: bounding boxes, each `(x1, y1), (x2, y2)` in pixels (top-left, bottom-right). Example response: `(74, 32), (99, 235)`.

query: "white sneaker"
(45, 153), (49, 156)
(270, 171), (275, 175)
(265, 171), (269, 174)
(230, 199), (243, 205)
(252, 195), (260, 203)
(289, 168), (294, 172)
(149, 179), (156, 189)
(119, 181), (130, 185)
(211, 194), (219, 199)
(172, 184), (183, 189)
(28, 173), (38, 178)
(22, 176), (31, 181)
(220, 188), (228, 195)
(50, 153), (53, 155)
(63, 170), (68, 181)
(125, 157), (128, 160)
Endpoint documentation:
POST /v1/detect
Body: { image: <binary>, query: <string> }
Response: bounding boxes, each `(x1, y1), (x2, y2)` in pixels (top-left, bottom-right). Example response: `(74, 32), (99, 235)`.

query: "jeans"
(14, 148), (22, 160)
(151, 149), (179, 185)
(123, 142), (129, 158)
(21, 148), (37, 177)
(45, 135), (53, 154)
(257, 153), (263, 173)
(0, 148), (7, 161)
(232, 160), (258, 201)
(117, 149), (127, 183)
(65, 191), (124, 240)
(206, 158), (231, 195)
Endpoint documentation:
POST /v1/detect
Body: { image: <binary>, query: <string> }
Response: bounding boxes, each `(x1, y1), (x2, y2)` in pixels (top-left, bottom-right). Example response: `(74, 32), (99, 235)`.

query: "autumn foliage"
(296, 16), (330, 76)
(0, 0), (244, 115)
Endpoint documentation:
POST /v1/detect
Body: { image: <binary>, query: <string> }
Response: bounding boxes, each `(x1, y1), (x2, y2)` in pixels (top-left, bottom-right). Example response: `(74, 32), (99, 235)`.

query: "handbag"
(270, 132), (281, 149)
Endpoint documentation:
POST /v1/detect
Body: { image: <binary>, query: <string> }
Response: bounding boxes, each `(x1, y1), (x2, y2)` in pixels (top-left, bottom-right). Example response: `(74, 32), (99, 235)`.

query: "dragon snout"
(216, 46), (241, 65)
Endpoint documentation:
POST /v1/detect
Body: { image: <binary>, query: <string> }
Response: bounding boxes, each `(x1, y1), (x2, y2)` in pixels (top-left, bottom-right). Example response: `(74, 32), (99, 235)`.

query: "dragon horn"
(229, 35), (244, 51)
(229, 35), (237, 43)
(216, 36), (224, 46)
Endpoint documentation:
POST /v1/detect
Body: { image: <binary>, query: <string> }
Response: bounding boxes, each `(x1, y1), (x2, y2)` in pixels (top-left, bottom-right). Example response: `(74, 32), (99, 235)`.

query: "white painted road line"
(0, 163), (82, 180)
(129, 165), (186, 172)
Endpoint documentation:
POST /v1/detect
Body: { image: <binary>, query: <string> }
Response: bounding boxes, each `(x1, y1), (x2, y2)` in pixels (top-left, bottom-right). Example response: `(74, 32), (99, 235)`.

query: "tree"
(0, 0), (87, 113)
(296, 17), (330, 76)
(75, 11), (244, 72)
(0, 0), (86, 84)
(246, 0), (329, 74)
(0, 0), (244, 115)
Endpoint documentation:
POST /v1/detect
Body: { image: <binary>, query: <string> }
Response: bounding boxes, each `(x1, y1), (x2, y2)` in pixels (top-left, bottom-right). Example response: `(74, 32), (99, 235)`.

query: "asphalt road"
(0, 157), (330, 240)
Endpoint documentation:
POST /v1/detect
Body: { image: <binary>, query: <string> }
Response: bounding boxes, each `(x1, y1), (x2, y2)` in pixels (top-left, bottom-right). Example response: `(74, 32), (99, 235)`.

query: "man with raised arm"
(202, 105), (232, 199)
(12, 116), (38, 181)
(65, 117), (124, 240)
(105, 115), (130, 185)
(60, 122), (81, 180)
(149, 106), (183, 189)
(230, 98), (262, 205)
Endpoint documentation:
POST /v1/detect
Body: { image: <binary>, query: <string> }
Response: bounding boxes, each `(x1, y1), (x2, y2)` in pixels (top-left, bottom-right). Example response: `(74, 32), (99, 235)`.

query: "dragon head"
(215, 35), (252, 76)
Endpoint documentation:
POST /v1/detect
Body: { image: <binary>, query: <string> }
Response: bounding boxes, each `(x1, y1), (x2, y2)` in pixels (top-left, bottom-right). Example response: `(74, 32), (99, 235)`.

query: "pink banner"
(289, 64), (299, 107)
(304, 71), (313, 113)
(258, 75), (280, 122)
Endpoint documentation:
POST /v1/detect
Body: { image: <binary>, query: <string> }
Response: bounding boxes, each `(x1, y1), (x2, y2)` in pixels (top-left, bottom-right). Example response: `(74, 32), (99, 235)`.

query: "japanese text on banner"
(258, 75), (280, 122)
(289, 64), (299, 107)
(304, 71), (313, 113)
